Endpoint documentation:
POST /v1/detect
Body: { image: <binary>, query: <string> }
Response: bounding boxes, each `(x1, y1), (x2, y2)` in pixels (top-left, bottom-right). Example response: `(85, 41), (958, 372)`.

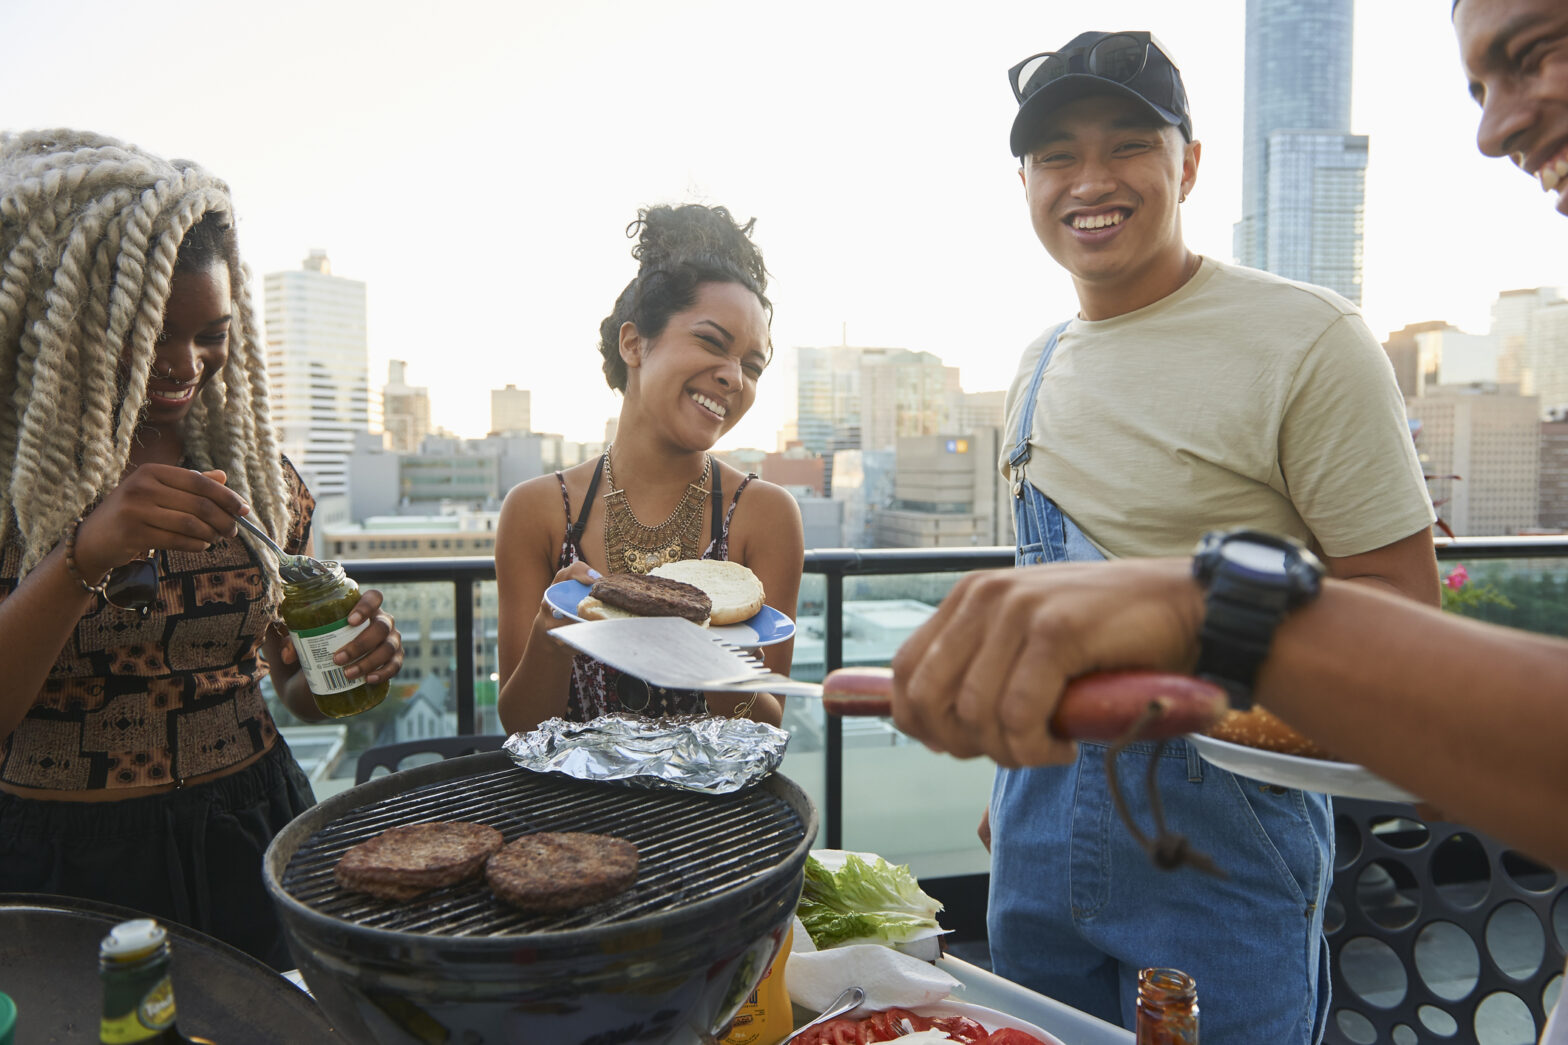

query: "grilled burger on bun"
(649, 559), (766, 626)
(577, 574), (712, 626)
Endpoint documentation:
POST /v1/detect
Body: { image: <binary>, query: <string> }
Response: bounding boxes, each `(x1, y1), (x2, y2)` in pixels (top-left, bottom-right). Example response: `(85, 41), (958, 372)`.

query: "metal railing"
(339, 536), (1568, 847)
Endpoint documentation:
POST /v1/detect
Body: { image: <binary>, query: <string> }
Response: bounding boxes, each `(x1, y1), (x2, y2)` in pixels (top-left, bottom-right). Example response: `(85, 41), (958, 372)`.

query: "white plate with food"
(545, 579), (796, 647)
(1185, 733), (1420, 803)
(789, 999), (1061, 1044)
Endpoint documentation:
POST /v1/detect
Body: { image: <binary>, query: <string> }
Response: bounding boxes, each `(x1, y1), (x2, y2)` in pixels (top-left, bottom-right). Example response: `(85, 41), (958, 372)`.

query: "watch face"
(1219, 540), (1290, 579)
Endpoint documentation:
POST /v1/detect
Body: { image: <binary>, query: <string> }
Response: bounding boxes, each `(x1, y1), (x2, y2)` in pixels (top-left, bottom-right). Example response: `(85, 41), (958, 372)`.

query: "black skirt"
(0, 739), (317, 970)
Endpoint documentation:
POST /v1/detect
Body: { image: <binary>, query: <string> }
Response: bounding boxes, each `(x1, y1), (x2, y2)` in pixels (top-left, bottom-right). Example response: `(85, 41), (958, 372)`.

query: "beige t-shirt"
(1000, 258), (1435, 560)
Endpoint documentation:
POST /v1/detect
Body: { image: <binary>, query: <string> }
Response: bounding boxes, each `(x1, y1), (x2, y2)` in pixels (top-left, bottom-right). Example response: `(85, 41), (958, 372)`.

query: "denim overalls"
(988, 322), (1333, 1045)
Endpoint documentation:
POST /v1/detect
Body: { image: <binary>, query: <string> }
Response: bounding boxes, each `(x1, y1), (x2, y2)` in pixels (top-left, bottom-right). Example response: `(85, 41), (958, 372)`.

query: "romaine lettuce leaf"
(797, 851), (943, 949)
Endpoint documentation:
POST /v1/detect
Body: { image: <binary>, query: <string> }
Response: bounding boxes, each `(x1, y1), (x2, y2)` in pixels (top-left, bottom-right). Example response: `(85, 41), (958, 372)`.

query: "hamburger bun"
(648, 559), (766, 626)
(1203, 707), (1338, 761)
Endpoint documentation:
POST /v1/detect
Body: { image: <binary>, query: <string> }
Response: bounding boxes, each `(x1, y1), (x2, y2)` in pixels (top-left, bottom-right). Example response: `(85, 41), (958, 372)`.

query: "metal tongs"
(232, 511), (328, 583)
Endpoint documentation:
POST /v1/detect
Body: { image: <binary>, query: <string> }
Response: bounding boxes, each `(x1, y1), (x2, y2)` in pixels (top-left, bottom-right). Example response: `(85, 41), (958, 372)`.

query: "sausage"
(820, 667), (1227, 742)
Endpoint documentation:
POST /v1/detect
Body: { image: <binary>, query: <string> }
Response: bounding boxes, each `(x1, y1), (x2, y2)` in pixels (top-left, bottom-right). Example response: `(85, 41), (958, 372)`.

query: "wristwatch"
(1191, 529), (1326, 710)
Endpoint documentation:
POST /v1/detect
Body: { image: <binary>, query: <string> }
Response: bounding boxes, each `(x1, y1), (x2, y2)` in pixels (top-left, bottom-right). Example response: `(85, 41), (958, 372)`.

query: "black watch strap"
(1191, 529), (1325, 712)
(1194, 584), (1289, 710)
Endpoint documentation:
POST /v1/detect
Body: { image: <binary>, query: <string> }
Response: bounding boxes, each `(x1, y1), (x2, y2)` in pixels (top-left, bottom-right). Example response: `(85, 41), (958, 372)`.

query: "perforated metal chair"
(1324, 797), (1566, 1044)
(354, 734), (509, 785)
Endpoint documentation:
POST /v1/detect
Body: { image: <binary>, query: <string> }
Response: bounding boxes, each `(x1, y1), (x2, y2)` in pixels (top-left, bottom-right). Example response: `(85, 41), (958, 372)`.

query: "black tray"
(0, 893), (334, 1042)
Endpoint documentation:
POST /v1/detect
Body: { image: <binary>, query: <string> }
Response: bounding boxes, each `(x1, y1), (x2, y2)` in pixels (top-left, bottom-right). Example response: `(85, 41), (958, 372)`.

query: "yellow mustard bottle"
(278, 561), (389, 718)
(722, 923), (792, 1045)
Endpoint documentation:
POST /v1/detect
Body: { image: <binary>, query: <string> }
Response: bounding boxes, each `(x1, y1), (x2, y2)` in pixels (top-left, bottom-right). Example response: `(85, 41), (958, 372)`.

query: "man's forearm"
(1258, 581), (1568, 867)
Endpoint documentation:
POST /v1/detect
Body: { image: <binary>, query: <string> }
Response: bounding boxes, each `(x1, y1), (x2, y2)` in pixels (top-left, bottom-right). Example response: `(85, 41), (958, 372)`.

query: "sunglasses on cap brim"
(1009, 32), (1159, 103)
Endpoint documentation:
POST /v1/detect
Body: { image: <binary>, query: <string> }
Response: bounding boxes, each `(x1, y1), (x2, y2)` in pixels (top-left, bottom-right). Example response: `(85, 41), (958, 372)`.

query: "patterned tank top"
(556, 461), (755, 720)
(0, 459), (313, 790)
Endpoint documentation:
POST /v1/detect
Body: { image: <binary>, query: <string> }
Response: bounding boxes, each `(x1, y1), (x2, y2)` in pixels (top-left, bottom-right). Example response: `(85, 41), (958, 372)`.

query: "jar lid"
(100, 918), (168, 961)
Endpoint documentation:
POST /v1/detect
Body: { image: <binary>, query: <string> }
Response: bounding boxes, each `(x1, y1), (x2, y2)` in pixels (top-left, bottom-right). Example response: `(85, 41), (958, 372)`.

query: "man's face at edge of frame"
(1454, 0), (1568, 216)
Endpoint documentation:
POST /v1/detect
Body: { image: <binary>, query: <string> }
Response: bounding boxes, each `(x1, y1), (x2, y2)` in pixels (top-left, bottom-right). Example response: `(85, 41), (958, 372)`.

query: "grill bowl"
(264, 750), (815, 1044)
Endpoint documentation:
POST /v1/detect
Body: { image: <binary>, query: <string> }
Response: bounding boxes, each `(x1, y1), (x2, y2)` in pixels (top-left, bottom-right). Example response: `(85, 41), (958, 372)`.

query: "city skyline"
(7, 0), (1568, 450)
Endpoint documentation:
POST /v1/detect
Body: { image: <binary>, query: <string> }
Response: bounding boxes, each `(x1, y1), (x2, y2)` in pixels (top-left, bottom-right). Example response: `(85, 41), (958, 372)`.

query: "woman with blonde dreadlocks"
(0, 130), (404, 969)
(496, 204), (803, 734)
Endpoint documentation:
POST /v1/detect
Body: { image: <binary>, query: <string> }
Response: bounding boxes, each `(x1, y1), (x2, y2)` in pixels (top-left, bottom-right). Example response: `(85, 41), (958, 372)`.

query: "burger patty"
(335, 821), (505, 901)
(588, 574), (711, 623)
(486, 832), (640, 911)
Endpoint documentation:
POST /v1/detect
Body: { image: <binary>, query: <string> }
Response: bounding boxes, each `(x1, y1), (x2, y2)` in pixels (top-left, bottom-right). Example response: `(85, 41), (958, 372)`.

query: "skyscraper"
(383, 359), (431, 452)
(796, 345), (866, 455)
(1493, 287), (1568, 417)
(1233, 0), (1368, 304)
(1405, 384), (1540, 536)
(490, 384), (531, 435)
(795, 345), (960, 456)
(264, 250), (375, 498)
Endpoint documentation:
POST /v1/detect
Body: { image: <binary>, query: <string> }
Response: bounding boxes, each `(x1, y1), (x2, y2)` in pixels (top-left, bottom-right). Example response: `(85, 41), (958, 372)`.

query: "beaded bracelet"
(64, 516), (109, 597)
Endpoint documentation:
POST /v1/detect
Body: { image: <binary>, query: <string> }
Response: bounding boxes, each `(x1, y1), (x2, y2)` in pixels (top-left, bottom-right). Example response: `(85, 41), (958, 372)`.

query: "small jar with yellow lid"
(278, 561), (389, 718)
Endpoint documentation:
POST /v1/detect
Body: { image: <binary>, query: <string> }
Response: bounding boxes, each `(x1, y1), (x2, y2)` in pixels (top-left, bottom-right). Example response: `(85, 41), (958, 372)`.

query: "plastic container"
(278, 561), (389, 718)
(0, 991), (15, 1045)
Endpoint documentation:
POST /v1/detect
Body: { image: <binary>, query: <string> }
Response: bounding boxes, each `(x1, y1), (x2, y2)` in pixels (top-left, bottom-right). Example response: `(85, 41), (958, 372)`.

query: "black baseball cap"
(1009, 31), (1193, 157)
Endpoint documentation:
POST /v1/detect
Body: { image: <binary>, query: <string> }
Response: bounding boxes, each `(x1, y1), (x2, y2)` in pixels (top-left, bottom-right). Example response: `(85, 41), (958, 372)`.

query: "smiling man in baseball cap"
(980, 27), (1440, 1045)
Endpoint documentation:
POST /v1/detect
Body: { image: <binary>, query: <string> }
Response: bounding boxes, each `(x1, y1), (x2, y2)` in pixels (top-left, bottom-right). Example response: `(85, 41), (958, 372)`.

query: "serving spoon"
(232, 510), (328, 583)
(779, 985), (865, 1044)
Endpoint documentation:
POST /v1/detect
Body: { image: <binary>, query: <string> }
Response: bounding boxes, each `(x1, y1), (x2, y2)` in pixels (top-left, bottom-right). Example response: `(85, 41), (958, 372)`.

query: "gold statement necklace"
(601, 447), (712, 574)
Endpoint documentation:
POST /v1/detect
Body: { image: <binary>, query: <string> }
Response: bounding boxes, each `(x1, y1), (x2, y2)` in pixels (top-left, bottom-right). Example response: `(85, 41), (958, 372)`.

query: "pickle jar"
(279, 561), (389, 718)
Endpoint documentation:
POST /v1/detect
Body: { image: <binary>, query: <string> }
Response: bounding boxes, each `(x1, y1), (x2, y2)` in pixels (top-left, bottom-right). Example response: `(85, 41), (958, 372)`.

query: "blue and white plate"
(544, 579), (796, 648)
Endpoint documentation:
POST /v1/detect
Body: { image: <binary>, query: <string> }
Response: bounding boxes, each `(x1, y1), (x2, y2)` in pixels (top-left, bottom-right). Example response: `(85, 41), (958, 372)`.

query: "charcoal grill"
(264, 749), (815, 1045)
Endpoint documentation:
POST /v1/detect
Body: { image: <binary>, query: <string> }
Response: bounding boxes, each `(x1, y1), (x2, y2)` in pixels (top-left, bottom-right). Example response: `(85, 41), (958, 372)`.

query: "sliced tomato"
(927, 1015), (989, 1042)
(792, 1008), (1050, 1045)
(980, 1029), (1051, 1045)
(859, 1011), (899, 1040)
(865, 1008), (931, 1039)
(790, 1019), (869, 1045)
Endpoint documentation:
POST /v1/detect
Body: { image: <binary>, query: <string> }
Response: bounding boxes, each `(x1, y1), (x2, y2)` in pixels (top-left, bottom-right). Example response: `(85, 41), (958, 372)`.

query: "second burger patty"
(588, 574), (711, 622)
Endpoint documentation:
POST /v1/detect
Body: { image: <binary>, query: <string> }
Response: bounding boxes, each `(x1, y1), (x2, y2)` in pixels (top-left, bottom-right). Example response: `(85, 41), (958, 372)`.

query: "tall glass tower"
(1232, 0), (1368, 304)
(264, 250), (376, 498)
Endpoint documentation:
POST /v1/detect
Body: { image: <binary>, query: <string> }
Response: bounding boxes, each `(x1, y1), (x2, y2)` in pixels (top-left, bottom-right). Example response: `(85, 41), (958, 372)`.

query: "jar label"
(100, 974), (175, 1042)
(289, 617), (373, 695)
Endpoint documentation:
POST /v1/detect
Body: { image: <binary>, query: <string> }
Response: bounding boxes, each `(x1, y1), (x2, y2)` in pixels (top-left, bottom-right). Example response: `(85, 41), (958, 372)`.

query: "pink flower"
(1444, 565), (1469, 591)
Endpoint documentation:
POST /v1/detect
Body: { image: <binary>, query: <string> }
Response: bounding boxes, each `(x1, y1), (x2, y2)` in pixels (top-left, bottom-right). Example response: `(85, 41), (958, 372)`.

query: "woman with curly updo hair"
(0, 129), (404, 968)
(496, 204), (803, 732)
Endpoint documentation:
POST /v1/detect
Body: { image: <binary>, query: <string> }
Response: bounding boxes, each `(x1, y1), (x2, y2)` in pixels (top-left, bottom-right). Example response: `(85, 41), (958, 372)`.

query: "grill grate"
(282, 765), (806, 937)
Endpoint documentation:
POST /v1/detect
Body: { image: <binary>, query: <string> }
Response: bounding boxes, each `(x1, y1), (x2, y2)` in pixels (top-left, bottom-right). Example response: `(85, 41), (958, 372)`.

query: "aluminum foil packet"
(504, 713), (789, 794)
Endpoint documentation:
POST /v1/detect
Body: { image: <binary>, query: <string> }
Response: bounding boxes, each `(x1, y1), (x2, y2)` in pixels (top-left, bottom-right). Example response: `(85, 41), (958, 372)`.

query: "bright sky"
(5, 0), (1565, 449)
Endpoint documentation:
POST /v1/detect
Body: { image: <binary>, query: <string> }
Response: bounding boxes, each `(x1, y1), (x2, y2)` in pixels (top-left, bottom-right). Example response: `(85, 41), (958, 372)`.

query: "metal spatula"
(551, 618), (826, 697)
(548, 616), (1227, 741)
